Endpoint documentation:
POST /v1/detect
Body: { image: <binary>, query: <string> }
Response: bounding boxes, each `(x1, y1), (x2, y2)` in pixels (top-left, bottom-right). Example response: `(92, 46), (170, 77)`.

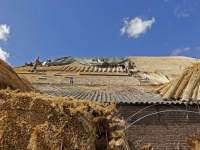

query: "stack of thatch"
(154, 63), (200, 102)
(186, 134), (200, 150)
(0, 59), (36, 92)
(0, 89), (128, 150)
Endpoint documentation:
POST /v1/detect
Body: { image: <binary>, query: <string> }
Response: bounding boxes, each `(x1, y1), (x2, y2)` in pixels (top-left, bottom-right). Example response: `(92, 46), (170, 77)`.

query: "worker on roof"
(124, 60), (131, 75)
(30, 56), (40, 72)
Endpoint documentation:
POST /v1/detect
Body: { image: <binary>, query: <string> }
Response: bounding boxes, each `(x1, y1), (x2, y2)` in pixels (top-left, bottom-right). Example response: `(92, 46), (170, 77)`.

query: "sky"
(0, 0), (200, 67)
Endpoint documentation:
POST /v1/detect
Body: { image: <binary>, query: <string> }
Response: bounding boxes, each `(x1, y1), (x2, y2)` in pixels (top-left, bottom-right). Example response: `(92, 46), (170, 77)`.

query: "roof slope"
(129, 56), (198, 77)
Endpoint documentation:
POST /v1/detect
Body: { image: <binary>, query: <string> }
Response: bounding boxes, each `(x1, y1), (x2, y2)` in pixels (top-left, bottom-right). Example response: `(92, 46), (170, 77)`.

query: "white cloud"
(0, 47), (9, 61)
(174, 4), (190, 18)
(0, 24), (10, 41)
(120, 17), (156, 38)
(184, 47), (190, 51)
(177, 11), (190, 18)
(196, 47), (200, 50)
(172, 47), (191, 56)
(172, 48), (182, 56)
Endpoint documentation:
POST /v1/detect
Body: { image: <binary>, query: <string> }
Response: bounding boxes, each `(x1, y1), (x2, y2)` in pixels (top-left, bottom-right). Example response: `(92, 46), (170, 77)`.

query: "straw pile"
(0, 88), (128, 150)
(0, 59), (36, 92)
(186, 134), (200, 150)
(154, 63), (200, 102)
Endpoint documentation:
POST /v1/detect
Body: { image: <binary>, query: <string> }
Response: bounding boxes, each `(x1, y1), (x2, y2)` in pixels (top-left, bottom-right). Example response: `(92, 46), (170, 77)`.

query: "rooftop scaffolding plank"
(79, 72), (128, 76)
(38, 76), (48, 80)
(54, 73), (62, 76)
(17, 72), (46, 75)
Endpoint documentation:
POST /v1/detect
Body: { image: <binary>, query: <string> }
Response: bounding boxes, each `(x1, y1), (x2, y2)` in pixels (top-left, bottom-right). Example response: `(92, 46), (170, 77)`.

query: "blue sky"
(0, 0), (200, 67)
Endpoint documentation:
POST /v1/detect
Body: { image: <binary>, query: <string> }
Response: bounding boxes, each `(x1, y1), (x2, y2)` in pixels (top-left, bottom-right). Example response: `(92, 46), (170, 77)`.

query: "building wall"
(117, 103), (200, 150)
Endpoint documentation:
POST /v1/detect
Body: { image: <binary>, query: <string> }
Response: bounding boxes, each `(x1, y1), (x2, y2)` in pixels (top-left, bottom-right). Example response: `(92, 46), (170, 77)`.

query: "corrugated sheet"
(41, 86), (197, 104)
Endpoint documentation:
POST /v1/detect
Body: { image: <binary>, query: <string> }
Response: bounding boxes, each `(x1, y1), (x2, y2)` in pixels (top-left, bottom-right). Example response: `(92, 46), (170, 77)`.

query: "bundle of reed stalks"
(0, 88), (128, 150)
(0, 59), (36, 92)
(154, 63), (200, 102)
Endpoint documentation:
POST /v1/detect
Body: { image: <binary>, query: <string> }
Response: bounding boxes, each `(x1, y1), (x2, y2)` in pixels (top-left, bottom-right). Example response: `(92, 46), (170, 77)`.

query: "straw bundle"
(196, 84), (200, 101)
(0, 59), (36, 92)
(181, 65), (200, 102)
(186, 134), (200, 150)
(173, 68), (194, 99)
(162, 69), (188, 100)
(159, 80), (174, 96)
(153, 83), (168, 94)
(0, 89), (128, 150)
(155, 63), (200, 102)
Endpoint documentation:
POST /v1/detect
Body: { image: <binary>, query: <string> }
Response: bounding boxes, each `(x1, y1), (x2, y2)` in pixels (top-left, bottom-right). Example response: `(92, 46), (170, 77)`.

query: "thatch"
(154, 63), (200, 102)
(0, 59), (37, 92)
(186, 134), (200, 150)
(0, 88), (128, 150)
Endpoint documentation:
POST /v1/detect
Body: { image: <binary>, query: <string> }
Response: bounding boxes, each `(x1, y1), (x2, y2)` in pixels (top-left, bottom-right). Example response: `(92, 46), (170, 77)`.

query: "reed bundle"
(0, 59), (36, 92)
(0, 88), (128, 150)
(155, 63), (200, 102)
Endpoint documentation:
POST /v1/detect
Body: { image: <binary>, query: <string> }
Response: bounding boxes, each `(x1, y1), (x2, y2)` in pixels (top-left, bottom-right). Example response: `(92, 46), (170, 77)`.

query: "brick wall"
(117, 103), (200, 150)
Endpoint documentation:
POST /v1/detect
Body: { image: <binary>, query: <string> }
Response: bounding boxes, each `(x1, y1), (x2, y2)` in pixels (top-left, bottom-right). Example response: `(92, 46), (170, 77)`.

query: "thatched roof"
(0, 59), (37, 92)
(154, 63), (200, 102)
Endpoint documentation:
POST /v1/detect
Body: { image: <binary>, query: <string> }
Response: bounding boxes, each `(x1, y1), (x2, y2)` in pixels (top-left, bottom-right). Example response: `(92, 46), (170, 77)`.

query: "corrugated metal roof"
(40, 86), (196, 105)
